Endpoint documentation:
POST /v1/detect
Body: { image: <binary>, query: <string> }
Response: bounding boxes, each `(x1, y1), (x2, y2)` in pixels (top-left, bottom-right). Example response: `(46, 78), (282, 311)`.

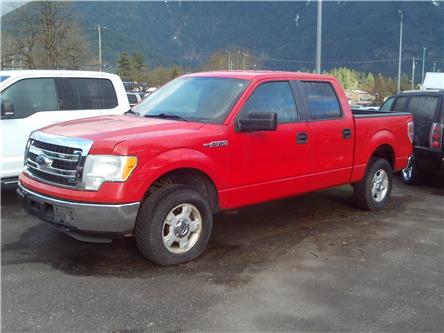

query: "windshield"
(0, 76), (10, 83)
(132, 76), (249, 123)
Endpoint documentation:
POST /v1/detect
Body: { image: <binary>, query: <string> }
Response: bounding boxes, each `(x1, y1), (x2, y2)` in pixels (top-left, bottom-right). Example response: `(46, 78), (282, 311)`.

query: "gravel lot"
(2, 176), (443, 332)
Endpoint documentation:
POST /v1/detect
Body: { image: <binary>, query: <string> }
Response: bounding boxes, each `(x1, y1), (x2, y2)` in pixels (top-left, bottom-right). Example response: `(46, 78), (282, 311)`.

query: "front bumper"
(17, 183), (140, 242)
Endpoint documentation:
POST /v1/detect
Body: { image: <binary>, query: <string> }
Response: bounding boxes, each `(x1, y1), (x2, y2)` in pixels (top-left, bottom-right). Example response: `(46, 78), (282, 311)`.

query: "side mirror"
(238, 112), (277, 132)
(1, 100), (15, 119)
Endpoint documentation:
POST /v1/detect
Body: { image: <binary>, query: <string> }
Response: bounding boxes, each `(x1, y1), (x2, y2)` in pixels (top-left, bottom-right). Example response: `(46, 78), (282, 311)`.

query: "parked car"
(127, 91), (145, 107)
(17, 71), (413, 265)
(350, 105), (380, 111)
(0, 70), (130, 187)
(379, 90), (444, 184)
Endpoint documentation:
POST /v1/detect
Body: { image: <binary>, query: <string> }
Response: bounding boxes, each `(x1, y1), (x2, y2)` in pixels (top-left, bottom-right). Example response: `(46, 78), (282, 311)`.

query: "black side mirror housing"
(1, 100), (15, 119)
(238, 112), (277, 132)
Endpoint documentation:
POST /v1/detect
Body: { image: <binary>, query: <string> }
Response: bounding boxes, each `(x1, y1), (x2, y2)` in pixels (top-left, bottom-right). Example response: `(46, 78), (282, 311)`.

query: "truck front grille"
(32, 140), (77, 155)
(25, 139), (83, 187)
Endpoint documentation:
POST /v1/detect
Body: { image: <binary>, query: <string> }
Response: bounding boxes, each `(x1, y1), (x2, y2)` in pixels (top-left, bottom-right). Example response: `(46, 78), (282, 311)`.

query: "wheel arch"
(371, 144), (395, 169)
(145, 167), (220, 213)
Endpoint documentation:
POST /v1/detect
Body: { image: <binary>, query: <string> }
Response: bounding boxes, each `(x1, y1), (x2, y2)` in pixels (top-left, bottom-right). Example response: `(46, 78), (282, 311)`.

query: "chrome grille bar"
(26, 164), (78, 178)
(26, 159), (78, 176)
(24, 131), (93, 189)
(28, 146), (80, 161)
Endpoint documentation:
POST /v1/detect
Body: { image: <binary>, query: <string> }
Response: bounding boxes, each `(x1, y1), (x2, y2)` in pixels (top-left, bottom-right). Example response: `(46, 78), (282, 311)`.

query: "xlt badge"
(203, 140), (228, 148)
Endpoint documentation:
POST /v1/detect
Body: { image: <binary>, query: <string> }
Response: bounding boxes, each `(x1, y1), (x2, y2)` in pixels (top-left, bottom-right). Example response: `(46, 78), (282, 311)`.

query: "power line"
(243, 53), (444, 65)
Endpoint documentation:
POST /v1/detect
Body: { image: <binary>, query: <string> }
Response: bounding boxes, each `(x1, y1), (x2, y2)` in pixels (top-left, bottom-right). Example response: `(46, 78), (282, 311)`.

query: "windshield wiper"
(144, 113), (189, 122)
(124, 109), (141, 116)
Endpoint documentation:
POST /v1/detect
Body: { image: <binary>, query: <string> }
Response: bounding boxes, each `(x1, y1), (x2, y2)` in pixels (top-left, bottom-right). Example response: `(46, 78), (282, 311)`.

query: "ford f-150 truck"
(17, 71), (413, 265)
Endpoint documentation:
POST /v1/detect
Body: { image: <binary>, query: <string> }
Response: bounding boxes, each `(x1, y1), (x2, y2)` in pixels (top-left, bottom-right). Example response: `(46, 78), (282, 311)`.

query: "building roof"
(423, 72), (444, 90)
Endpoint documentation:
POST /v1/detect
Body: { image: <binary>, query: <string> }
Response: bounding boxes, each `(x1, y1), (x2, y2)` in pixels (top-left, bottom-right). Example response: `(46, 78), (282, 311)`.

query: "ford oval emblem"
(36, 154), (52, 167)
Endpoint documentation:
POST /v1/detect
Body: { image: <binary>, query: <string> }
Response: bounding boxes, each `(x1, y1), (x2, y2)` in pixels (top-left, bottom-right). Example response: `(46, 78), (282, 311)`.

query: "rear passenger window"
(241, 81), (299, 123)
(300, 82), (341, 120)
(392, 96), (408, 111)
(58, 78), (118, 110)
(407, 96), (439, 122)
(1, 78), (59, 119)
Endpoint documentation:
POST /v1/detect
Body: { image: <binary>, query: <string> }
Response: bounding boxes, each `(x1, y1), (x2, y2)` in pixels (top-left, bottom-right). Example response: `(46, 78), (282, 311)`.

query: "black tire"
(400, 157), (420, 185)
(135, 184), (213, 266)
(354, 157), (393, 211)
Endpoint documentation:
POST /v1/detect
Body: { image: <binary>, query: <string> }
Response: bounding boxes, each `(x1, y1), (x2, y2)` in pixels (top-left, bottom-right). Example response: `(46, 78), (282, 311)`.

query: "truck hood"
(40, 115), (205, 153)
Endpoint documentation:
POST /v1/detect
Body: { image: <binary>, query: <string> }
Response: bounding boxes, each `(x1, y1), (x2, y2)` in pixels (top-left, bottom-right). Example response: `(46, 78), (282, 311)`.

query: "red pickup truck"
(17, 71), (413, 265)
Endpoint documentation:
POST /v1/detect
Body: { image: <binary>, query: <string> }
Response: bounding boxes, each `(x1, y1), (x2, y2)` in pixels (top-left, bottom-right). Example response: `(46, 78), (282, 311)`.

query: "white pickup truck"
(0, 70), (129, 187)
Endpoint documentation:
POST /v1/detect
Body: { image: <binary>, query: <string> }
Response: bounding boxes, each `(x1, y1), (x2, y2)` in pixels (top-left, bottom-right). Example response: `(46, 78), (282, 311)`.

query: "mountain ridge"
(3, 1), (444, 76)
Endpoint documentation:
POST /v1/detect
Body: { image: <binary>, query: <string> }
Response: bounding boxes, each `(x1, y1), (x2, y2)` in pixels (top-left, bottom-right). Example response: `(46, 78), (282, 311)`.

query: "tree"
(204, 48), (256, 71)
(130, 52), (148, 83)
(132, 52), (145, 72)
(1, 1), (91, 70)
(171, 66), (184, 79)
(117, 52), (132, 81)
(147, 66), (183, 87)
(205, 50), (227, 70)
(373, 73), (394, 104)
(328, 67), (360, 90)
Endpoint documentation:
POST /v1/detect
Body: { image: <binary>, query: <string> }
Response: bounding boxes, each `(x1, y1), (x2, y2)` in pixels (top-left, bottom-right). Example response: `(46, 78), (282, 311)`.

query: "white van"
(0, 70), (130, 186)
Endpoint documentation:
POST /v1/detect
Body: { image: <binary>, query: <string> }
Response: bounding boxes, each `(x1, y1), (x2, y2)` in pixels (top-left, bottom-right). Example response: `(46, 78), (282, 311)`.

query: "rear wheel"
(135, 184), (213, 266)
(354, 157), (392, 211)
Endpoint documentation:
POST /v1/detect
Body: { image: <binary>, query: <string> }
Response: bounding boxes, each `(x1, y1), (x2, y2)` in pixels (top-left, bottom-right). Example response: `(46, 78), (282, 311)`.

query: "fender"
(351, 129), (397, 182)
(132, 148), (224, 197)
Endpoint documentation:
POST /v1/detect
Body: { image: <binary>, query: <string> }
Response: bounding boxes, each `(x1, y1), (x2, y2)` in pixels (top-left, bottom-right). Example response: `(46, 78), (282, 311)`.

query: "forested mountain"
(3, 1), (444, 75)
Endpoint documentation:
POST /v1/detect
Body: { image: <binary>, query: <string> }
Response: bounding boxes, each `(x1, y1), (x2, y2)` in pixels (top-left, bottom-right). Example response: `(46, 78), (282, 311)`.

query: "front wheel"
(354, 157), (393, 211)
(135, 184), (213, 266)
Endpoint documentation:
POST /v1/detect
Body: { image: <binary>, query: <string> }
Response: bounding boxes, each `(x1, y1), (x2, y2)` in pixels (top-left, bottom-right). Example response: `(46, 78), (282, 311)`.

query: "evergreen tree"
(131, 52), (148, 83)
(132, 52), (145, 72)
(117, 52), (132, 81)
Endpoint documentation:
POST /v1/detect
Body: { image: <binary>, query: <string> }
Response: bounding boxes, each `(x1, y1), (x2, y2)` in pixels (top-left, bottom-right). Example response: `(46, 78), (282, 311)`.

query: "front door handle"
(343, 128), (352, 139)
(297, 132), (308, 144)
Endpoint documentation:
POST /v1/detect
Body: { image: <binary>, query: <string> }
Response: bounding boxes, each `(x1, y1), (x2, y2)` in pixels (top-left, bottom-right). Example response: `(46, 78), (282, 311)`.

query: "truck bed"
(352, 109), (411, 118)
(351, 110), (413, 182)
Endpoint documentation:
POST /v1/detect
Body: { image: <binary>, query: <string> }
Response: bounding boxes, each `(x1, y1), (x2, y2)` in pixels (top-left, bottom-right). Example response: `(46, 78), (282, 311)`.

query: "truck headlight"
(82, 155), (138, 190)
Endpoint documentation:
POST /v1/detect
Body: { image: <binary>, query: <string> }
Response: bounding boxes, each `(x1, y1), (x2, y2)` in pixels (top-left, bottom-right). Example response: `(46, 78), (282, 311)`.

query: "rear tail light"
(429, 123), (442, 149)
(407, 122), (414, 143)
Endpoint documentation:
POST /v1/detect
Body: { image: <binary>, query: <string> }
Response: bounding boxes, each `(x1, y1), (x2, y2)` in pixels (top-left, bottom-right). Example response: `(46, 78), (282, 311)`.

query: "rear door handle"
(343, 128), (352, 139)
(297, 132), (308, 144)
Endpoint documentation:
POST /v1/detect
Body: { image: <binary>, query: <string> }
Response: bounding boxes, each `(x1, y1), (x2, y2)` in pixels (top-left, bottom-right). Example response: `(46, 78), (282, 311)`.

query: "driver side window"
(240, 81), (299, 123)
(1, 78), (59, 119)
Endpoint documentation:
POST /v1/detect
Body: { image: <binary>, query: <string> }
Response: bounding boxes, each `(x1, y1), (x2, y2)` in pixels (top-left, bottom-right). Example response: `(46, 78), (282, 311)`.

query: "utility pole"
(315, 0), (322, 74)
(411, 57), (415, 90)
(421, 47), (427, 83)
(397, 10), (403, 93)
(97, 25), (103, 71)
(227, 49), (231, 70)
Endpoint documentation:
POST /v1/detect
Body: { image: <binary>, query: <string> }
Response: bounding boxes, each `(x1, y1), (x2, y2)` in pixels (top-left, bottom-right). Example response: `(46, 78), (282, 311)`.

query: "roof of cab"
(0, 70), (119, 79)
(184, 70), (336, 81)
